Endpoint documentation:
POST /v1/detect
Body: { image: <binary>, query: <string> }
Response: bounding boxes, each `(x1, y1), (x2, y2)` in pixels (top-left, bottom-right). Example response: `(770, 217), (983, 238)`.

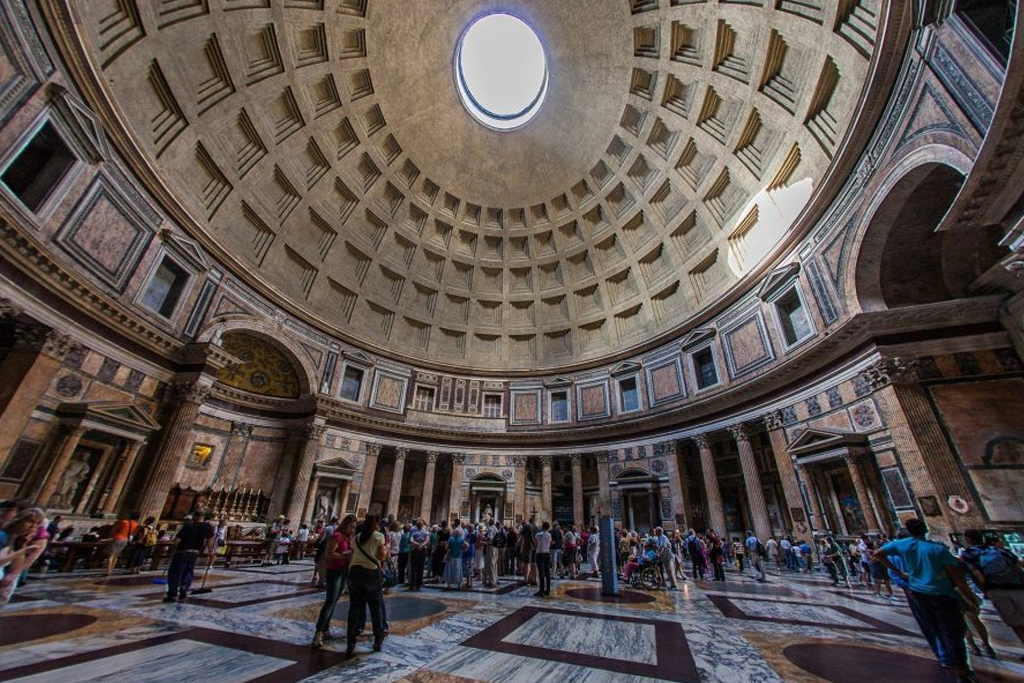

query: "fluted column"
(302, 475), (320, 523)
(100, 439), (147, 515)
(138, 381), (211, 519)
(449, 452), (466, 523)
(596, 451), (611, 519)
(660, 440), (687, 530)
(730, 424), (772, 541)
(356, 442), (381, 515)
(387, 446), (408, 518)
(513, 455), (527, 521)
(420, 451), (438, 521)
(571, 454), (584, 526)
(862, 357), (981, 535)
(693, 434), (726, 534)
(844, 453), (882, 534)
(763, 412), (811, 542)
(794, 463), (828, 532)
(540, 455), (553, 521)
(0, 326), (80, 473)
(37, 424), (88, 507)
(75, 446), (115, 514)
(284, 423), (326, 523)
(339, 478), (352, 517)
(214, 423), (254, 489)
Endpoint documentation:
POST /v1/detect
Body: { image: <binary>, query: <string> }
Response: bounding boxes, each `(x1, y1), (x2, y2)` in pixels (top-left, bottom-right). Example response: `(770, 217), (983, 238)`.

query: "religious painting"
(398, 495), (414, 522)
(789, 507), (806, 523)
(830, 470), (866, 533)
(216, 332), (300, 398)
(918, 496), (941, 517)
(722, 496), (743, 533)
(929, 378), (1024, 521)
(186, 443), (215, 470)
(0, 438), (41, 482)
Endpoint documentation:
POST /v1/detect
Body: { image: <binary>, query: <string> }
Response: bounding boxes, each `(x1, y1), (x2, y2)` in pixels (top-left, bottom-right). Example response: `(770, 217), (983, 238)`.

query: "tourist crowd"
(1, 498), (1022, 682)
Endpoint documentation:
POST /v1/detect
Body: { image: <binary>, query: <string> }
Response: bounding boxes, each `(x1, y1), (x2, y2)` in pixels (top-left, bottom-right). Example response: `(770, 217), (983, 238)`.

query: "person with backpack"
(745, 531), (767, 583)
(961, 528), (1024, 659)
(345, 514), (387, 656)
(874, 518), (980, 683)
(128, 516), (158, 574)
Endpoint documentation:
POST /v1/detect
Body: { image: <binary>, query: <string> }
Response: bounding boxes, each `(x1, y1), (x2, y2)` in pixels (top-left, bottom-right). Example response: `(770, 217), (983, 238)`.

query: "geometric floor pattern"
(3, 560), (1023, 683)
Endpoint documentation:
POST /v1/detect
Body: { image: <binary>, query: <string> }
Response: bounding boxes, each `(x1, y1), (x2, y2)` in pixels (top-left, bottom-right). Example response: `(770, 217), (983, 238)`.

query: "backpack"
(978, 548), (1024, 587)
(493, 529), (507, 548)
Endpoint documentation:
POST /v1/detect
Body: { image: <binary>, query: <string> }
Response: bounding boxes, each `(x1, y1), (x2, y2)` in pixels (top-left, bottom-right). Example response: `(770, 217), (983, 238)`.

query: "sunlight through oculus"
(456, 13), (548, 131)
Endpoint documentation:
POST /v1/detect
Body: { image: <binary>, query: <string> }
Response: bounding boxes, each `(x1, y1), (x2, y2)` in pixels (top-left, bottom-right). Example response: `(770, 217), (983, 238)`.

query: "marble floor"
(2, 561), (1024, 683)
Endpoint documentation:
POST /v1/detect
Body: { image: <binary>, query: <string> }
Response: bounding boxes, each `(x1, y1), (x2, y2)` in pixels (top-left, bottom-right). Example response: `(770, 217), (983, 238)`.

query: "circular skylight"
(456, 13), (548, 131)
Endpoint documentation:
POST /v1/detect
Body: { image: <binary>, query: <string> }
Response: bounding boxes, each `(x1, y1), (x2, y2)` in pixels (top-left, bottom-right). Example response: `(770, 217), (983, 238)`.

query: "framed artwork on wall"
(186, 443), (214, 470)
(918, 495), (942, 517)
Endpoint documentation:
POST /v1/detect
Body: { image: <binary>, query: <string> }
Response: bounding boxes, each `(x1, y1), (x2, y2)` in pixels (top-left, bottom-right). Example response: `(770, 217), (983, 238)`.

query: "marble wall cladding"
(577, 381), (610, 420)
(511, 390), (540, 424)
(722, 313), (774, 379)
(235, 438), (287, 493)
(372, 372), (408, 412)
(646, 358), (685, 405)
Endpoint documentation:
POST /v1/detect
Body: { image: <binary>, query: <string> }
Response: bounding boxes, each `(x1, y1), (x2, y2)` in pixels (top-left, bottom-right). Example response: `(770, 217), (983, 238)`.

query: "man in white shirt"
(483, 519), (499, 588)
(780, 537), (793, 571)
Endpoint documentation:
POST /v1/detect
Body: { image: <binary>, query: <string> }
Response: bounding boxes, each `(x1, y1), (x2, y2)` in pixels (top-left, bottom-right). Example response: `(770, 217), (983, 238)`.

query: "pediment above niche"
(159, 229), (207, 270)
(680, 327), (716, 351)
(757, 263), (801, 301)
(787, 427), (867, 456)
(56, 401), (162, 436)
(609, 361), (641, 376)
(544, 376), (573, 387)
(341, 349), (374, 366)
(49, 84), (110, 163)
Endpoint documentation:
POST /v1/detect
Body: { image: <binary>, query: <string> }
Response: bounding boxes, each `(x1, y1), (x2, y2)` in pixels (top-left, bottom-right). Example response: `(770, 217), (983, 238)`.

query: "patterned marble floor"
(2, 560), (1023, 683)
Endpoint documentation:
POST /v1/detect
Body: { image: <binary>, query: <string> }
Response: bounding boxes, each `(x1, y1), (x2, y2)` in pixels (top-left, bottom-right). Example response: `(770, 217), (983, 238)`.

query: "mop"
(190, 555), (216, 595)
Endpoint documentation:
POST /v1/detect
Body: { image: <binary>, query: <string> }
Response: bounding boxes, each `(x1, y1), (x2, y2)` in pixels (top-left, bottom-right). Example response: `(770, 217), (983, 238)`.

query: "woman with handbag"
(444, 527), (468, 590)
(345, 514), (387, 657)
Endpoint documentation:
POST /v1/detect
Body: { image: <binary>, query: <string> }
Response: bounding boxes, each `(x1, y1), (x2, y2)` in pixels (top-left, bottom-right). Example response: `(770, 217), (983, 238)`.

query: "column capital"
(691, 433), (711, 450)
(172, 380), (212, 406)
(364, 442), (382, 457)
(512, 454), (527, 467)
(14, 326), (81, 360)
(860, 356), (920, 390)
(425, 450), (439, 463)
(540, 454), (553, 467)
(452, 452), (466, 465)
(763, 410), (785, 431)
(569, 453), (582, 466)
(0, 298), (22, 319)
(231, 422), (255, 438)
(394, 446), (409, 461)
(306, 423), (328, 440)
(728, 424), (750, 443)
(841, 451), (865, 465)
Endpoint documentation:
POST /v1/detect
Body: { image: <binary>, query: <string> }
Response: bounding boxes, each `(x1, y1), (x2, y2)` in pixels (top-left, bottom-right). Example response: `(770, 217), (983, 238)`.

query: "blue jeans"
(315, 567), (348, 633)
(908, 590), (967, 670)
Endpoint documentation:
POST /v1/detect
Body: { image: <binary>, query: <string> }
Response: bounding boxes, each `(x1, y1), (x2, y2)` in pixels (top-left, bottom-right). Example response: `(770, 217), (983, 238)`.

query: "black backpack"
(493, 529), (507, 548)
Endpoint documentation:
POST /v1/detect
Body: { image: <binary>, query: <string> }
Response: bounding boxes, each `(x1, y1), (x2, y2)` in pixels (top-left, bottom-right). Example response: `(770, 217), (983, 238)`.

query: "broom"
(190, 553), (216, 595)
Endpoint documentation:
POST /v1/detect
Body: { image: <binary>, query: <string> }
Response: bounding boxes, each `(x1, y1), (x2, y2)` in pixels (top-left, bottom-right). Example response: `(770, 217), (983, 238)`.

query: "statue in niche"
(314, 492), (333, 522)
(51, 458), (91, 509)
(483, 504), (494, 521)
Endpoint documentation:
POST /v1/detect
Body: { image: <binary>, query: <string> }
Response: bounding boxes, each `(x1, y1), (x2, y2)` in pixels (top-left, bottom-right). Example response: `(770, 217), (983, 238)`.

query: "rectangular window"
(776, 287), (813, 346)
(412, 385), (435, 411)
(2, 122), (77, 212)
(618, 376), (640, 412)
(339, 366), (364, 402)
(693, 347), (718, 390)
(550, 390), (569, 423)
(483, 394), (502, 418)
(141, 256), (190, 318)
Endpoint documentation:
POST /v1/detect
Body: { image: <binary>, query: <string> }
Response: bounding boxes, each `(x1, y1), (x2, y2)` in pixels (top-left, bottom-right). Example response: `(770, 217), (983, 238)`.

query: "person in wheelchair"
(624, 541), (659, 584)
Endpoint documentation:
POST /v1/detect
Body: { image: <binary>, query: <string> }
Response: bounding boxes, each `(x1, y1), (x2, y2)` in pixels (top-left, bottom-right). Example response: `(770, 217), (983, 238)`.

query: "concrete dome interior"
(1, 2), (1024, 677)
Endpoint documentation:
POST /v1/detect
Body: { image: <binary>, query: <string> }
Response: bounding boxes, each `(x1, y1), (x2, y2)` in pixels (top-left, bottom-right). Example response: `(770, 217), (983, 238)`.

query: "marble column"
(339, 478), (352, 516)
(388, 446), (408, 518)
(100, 439), (147, 515)
(356, 442), (381, 515)
(863, 357), (982, 535)
(421, 451), (438, 521)
(596, 451), (611, 519)
(660, 440), (687, 530)
(694, 434), (727, 534)
(302, 474), (320, 523)
(449, 452), (466, 522)
(730, 424), (773, 542)
(571, 454), (584, 526)
(37, 424), (88, 507)
(844, 453), (882, 534)
(214, 423), (254, 489)
(0, 326), (79, 473)
(540, 455), (553, 521)
(282, 423), (326, 523)
(138, 380), (212, 519)
(763, 412), (812, 542)
(794, 463), (828, 533)
(513, 455), (527, 521)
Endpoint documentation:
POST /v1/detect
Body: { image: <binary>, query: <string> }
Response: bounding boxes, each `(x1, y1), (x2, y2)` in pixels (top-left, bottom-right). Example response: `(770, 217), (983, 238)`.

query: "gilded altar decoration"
(186, 443), (215, 470)
(216, 332), (301, 398)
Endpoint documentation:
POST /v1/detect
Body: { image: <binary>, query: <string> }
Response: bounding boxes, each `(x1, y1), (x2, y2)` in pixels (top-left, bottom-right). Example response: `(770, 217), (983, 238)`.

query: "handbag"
(383, 559), (398, 588)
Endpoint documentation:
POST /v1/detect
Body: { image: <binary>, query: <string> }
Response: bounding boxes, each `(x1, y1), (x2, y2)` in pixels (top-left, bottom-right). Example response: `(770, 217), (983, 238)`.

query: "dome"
(67, 0), (883, 371)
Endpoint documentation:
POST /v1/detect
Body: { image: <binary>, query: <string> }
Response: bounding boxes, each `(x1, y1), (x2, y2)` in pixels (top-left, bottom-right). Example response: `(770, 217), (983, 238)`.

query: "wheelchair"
(627, 563), (664, 590)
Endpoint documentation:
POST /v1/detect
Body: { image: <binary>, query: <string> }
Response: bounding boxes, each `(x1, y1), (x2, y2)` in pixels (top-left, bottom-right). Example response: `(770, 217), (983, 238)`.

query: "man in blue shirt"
(874, 518), (979, 683)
